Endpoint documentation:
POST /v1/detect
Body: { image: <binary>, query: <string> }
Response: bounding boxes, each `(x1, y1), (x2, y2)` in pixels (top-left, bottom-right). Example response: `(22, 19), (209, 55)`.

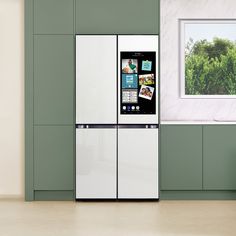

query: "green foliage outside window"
(185, 38), (236, 95)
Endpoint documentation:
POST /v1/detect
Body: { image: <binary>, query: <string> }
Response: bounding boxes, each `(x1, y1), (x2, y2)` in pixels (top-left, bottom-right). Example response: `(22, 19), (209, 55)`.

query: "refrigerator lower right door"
(76, 128), (116, 199)
(118, 128), (158, 199)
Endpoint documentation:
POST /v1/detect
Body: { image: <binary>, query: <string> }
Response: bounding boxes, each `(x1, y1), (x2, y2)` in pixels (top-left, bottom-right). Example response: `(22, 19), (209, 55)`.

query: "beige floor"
(0, 200), (236, 236)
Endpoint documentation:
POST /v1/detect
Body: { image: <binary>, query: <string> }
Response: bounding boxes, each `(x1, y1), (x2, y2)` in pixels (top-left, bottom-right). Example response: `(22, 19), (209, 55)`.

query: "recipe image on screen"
(120, 51), (156, 115)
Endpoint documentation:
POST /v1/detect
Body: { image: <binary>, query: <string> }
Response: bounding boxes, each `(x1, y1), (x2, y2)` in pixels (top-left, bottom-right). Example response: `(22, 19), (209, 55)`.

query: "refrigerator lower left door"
(76, 128), (116, 199)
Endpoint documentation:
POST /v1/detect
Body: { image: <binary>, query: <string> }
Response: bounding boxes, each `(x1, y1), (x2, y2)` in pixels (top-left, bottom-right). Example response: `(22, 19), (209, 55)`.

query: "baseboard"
(34, 190), (74, 201)
(160, 190), (236, 200)
(0, 194), (23, 200)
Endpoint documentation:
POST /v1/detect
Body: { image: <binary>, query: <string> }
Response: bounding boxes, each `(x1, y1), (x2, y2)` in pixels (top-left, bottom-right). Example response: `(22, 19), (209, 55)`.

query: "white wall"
(0, 0), (24, 197)
(161, 0), (236, 121)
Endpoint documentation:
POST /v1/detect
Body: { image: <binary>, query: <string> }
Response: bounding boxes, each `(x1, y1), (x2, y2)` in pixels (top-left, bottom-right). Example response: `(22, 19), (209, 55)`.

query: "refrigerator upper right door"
(118, 35), (159, 124)
(76, 35), (117, 124)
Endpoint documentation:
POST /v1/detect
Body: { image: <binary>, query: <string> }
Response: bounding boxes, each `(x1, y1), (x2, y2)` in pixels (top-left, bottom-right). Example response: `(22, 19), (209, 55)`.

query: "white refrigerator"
(76, 35), (159, 199)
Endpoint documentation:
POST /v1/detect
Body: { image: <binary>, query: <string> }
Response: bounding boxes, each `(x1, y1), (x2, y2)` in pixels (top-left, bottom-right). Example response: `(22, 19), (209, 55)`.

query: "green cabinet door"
(34, 0), (74, 34)
(34, 126), (74, 190)
(161, 125), (203, 190)
(75, 0), (159, 34)
(203, 126), (236, 190)
(34, 35), (74, 125)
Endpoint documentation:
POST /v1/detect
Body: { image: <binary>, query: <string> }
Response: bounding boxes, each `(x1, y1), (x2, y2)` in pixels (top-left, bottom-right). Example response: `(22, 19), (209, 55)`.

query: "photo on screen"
(122, 74), (138, 88)
(122, 59), (138, 73)
(139, 74), (155, 86)
(139, 85), (154, 100)
(141, 60), (152, 71)
(122, 89), (138, 103)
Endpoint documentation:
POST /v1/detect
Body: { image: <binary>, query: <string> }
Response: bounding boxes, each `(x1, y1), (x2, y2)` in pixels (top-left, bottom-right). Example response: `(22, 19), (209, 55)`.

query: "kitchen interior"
(1, 0), (236, 235)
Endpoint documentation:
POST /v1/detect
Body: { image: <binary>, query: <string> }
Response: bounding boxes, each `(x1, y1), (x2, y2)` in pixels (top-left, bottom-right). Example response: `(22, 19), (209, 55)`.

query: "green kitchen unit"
(25, 0), (159, 201)
(161, 125), (203, 190)
(203, 125), (236, 190)
(25, 0), (236, 201)
(160, 124), (236, 200)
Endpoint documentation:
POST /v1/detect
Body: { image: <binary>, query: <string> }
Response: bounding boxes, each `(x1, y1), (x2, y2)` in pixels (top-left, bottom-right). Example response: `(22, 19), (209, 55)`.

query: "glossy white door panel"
(118, 35), (159, 124)
(76, 35), (117, 124)
(118, 128), (158, 199)
(76, 128), (116, 199)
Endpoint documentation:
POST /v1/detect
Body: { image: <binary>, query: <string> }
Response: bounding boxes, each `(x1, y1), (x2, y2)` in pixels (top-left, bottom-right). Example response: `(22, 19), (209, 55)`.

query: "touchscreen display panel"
(120, 51), (156, 115)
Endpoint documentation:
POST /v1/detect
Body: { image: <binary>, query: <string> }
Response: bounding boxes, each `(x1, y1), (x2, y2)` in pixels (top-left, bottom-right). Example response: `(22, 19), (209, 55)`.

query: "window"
(180, 19), (236, 98)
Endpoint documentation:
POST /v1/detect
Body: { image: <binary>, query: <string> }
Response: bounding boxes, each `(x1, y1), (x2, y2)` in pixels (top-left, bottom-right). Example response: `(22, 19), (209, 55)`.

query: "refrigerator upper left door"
(76, 35), (117, 124)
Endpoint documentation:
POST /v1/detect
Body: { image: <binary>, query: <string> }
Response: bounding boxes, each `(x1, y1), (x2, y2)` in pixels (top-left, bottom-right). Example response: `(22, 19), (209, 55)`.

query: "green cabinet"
(34, 35), (74, 125)
(34, 0), (74, 34)
(75, 0), (159, 34)
(26, 0), (160, 200)
(161, 124), (236, 199)
(203, 126), (236, 190)
(161, 125), (203, 190)
(34, 126), (74, 190)
(32, 11), (75, 199)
